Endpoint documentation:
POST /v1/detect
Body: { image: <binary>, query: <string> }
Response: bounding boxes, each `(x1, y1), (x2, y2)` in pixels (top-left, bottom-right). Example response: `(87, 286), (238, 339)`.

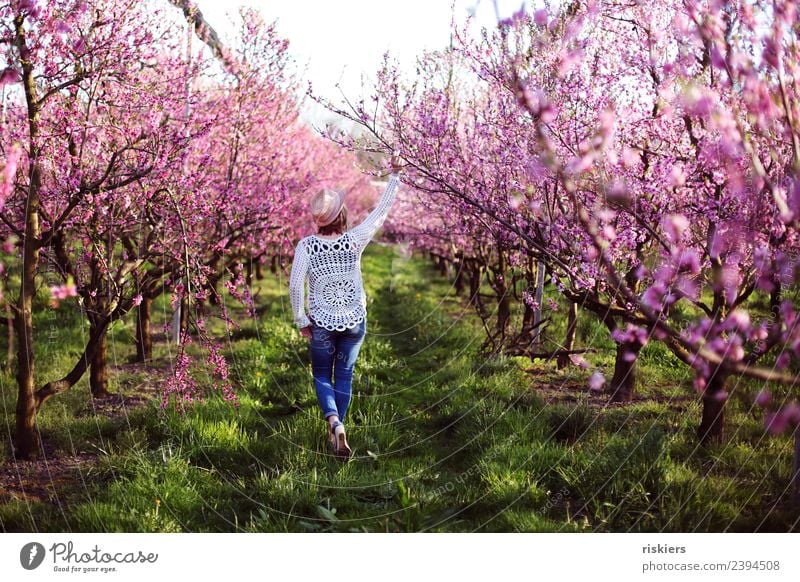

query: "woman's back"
(289, 174), (400, 332)
(300, 231), (367, 331)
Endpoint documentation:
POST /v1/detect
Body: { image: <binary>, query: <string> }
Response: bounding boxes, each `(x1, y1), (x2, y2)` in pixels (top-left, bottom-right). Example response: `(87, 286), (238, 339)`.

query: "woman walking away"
(289, 154), (403, 460)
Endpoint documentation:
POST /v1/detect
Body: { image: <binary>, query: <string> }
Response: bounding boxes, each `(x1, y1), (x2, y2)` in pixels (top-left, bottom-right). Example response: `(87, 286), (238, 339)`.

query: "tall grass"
(0, 245), (797, 532)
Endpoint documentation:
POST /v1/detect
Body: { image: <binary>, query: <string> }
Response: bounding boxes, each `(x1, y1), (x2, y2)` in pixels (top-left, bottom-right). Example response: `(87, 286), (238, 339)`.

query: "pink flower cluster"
(49, 282), (78, 308)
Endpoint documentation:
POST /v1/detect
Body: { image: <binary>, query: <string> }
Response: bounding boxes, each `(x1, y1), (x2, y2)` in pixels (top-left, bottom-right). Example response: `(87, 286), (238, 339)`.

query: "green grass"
(0, 244), (798, 532)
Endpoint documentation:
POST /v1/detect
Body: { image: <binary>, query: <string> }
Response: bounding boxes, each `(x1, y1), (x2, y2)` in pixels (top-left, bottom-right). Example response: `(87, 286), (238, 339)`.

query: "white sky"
(193, 0), (526, 125)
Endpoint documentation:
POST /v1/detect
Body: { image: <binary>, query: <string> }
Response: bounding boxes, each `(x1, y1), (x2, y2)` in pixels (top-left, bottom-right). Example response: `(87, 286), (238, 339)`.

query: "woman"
(289, 155), (403, 460)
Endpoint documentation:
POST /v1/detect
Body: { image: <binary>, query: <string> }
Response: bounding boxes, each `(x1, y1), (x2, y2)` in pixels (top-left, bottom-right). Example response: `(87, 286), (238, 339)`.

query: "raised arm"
(289, 239), (311, 329)
(350, 173), (400, 247)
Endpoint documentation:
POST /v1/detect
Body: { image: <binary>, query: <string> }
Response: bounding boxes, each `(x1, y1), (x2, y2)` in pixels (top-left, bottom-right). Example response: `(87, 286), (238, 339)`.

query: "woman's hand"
(300, 326), (313, 339)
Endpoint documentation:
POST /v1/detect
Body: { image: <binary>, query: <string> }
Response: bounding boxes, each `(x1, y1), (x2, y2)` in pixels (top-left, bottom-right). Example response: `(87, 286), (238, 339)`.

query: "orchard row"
(320, 0), (800, 444)
(0, 0), (375, 459)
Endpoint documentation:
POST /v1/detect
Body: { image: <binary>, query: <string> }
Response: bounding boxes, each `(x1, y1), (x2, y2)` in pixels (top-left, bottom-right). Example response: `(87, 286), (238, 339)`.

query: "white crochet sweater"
(289, 174), (400, 331)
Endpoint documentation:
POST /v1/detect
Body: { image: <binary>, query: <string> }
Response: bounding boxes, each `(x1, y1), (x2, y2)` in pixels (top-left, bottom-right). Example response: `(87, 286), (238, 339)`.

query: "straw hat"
(310, 188), (346, 227)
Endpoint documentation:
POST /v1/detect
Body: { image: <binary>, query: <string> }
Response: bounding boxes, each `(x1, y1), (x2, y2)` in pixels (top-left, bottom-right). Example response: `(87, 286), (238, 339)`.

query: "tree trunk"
(557, 302), (578, 369)
(792, 427), (800, 505)
(206, 255), (222, 306)
(496, 291), (511, 339)
(135, 296), (153, 362)
(435, 255), (448, 276)
(179, 293), (190, 338)
(531, 261), (546, 346)
(698, 370), (728, 444)
(521, 300), (535, 335)
(89, 322), (110, 397)
(490, 248), (510, 347)
(494, 270), (511, 345)
(453, 253), (465, 295)
(245, 259), (253, 287)
(607, 341), (642, 402)
(468, 263), (481, 307)
(14, 306), (39, 460)
(13, 12), (43, 460)
(32, 317), (112, 409)
(518, 263), (537, 340)
(255, 259), (264, 280)
(207, 276), (220, 306)
(4, 300), (14, 375)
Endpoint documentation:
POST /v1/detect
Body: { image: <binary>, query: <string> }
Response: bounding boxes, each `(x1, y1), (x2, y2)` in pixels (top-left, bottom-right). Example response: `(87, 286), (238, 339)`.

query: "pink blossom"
(49, 281), (78, 308)
(621, 147), (639, 168)
(669, 165), (686, 187)
(51, 285), (77, 300)
(765, 411), (789, 435)
(0, 68), (21, 86)
(693, 376), (706, 394)
(754, 390), (771, 408)
(588, 371), (605, 392)
(663, 214), (689, 243)
(1, 237), (16, 254)
(682, 85), (715, 116)
(557, 48), (584, 78)
(1, 145), (21, 206)
(566, 152), (596, 175)
(712, 390), (729, 402)
(726, 310), (751, 331)
(674, 277), (699, 301)
(676, 250), (700, 274)
(521, 290), (539, 310)
(570, 354), (590, 369)
(17, 0), (40, 17)
(784, 403), (800, 425)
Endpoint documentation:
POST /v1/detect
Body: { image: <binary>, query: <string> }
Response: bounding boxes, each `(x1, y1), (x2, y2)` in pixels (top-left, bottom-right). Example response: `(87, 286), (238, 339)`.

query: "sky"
(193, 0), (525, 125)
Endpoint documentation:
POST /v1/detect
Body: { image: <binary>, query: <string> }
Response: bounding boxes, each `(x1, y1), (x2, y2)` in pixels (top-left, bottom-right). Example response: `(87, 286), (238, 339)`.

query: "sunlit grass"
(0, 245), (797, 532)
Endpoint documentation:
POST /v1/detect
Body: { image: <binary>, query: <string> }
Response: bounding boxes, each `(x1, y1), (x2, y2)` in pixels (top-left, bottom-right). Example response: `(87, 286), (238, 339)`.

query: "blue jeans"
(309, 317), (367, 422)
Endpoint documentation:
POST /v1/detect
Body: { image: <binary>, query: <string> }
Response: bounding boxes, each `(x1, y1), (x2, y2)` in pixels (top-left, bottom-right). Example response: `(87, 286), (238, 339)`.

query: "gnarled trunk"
(15, 305), (39, 460)
(557, 302), (578, 369)
(495, 289), (511, 340)
(453, 253), (466, 295)
(89, 322), (110, 397)
(435, 254), (448, 276)
(245, 259), (253, 287)
(792, 429), (800, 505)
(520, 299), (535, 336)
(33, 317), (112, 410)
(5, 301), (14, 375)
(13, 12), (43, 460)
(607, 341), (642, 402)
(698, 370), (728, 444)
(180, 293), (190, 337)
(468, 263), (481, 307)
(135, 295), (153, 362)
(531, 261), (545, 346)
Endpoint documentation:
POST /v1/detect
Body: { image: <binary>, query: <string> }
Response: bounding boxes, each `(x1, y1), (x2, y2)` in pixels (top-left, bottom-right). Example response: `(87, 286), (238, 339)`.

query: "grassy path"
(1, 245), (798, 532)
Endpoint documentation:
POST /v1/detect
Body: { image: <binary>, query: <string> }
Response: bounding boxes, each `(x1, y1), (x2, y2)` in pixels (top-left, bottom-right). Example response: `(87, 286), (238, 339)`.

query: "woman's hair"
(318, 205), (349, 235)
